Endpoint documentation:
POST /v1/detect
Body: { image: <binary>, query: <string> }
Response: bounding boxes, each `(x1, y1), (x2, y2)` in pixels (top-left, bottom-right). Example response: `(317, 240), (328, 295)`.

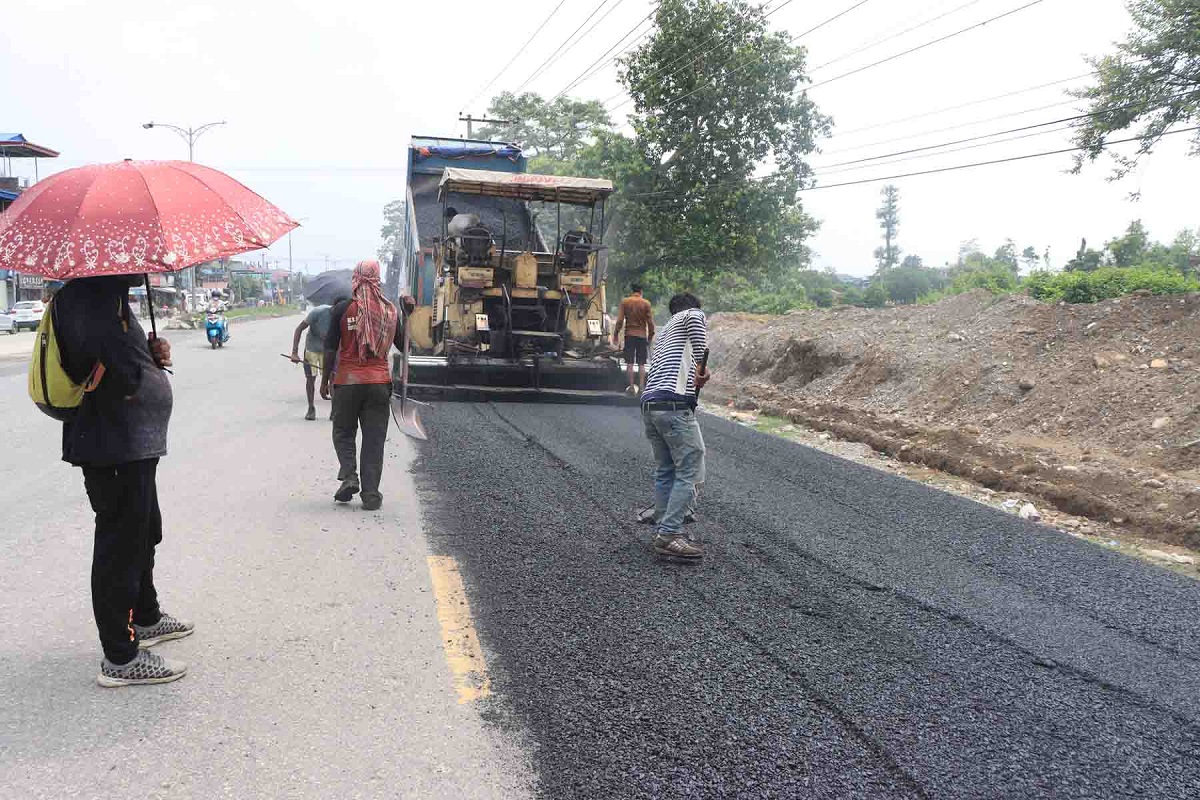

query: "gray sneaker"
(135, 612), (195, 649)
(653, 534), (704, 559)
(97, 649), (188, 687)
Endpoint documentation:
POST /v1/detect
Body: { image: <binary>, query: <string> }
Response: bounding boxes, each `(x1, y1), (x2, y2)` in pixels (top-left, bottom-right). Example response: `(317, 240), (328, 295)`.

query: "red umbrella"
(0, 159), (298, 278)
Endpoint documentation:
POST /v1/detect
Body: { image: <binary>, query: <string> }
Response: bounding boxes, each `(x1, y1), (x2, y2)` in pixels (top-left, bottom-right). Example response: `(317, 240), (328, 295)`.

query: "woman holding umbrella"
(0, 159), (297, 686)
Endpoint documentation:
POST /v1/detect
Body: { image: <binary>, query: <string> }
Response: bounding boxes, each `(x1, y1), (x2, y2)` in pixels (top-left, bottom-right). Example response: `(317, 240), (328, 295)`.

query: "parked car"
(11, 301), (45, 331)
(0, 311), (15, 334)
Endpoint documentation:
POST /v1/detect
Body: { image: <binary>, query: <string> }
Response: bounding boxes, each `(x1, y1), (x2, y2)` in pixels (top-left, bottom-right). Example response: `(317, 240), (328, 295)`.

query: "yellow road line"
(427, 555), (492, 704)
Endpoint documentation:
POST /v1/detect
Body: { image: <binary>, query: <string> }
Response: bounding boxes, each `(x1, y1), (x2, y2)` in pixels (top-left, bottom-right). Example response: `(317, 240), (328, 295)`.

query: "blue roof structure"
(0, 133), (59, 158)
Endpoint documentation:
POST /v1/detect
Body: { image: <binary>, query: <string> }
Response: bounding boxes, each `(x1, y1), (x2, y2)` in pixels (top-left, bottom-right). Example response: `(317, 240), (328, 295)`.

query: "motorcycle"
(205, 311), (229, 349)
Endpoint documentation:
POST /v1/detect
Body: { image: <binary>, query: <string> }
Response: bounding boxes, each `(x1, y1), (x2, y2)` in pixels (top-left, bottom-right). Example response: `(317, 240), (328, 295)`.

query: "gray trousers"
(331, 383), (391, 504)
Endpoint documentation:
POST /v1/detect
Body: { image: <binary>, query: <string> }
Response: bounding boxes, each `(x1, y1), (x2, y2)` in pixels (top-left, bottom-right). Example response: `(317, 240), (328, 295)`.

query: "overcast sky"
(2, 0), (1197, 277)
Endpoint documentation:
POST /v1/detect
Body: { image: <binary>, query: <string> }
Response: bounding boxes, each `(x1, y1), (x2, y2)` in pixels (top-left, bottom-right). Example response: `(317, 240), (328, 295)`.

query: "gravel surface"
(415, 401), (1200, 799)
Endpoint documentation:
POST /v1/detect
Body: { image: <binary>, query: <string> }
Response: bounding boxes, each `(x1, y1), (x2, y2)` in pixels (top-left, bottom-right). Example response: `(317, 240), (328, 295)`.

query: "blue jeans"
(643, 407), (706, 537)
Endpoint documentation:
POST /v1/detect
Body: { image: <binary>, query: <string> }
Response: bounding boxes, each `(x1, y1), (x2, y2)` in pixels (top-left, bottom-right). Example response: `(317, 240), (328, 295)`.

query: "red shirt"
(328, 300), (395, 386)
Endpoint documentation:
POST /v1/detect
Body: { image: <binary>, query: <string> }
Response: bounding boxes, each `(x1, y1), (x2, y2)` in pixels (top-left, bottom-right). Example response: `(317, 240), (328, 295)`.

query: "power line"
(806, 0), (1047, 92)
(809, 0), (986, 73)
(461, 0), (570, 110)
(831, 72), (1092, 137)
(821, 98), (1080, 156)
(630, 126), (1198, 203)
(811, 90), (1199, 170)
(515, 0), (624, 94)
(816, 122), (1076, 177)
(550, 9), (656, 101)
(609, 0), (875, 114)
(803, 126), (1200, 191)
(602, 0), (802, 109)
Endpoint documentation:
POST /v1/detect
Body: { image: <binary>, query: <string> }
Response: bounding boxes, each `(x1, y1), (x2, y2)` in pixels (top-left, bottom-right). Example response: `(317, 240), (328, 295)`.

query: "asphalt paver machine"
(395, 155), (629, 403)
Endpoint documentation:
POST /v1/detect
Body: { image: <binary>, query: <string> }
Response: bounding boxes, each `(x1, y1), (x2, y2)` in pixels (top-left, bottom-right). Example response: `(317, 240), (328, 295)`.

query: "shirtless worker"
(290, 303), (332, 420)
(610, 283), (655, 395)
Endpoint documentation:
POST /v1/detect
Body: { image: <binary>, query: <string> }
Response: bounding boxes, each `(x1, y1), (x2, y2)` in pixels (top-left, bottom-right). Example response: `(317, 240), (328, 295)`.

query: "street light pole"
(141, 120), (226, 163)
(142, 120), (226, 305)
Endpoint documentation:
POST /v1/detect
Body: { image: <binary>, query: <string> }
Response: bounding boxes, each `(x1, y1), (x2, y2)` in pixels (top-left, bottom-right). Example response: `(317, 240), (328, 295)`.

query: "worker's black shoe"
(334, 479), (360, 503)
(305, 407), (317, 421)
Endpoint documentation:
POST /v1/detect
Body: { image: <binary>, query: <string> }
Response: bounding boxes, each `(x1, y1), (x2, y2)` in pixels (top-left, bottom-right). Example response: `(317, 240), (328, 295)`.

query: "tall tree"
(1020, 245), (1040, 273)
(1071, 0), (1200, 178)
(475, 92), (613, 166)
(593, 0), (828, 293)
(874, 185), (901, 271)
(994, 239), (1018, 275)
(1105, 219), (1151, 266)
(377, 198), (407, 264)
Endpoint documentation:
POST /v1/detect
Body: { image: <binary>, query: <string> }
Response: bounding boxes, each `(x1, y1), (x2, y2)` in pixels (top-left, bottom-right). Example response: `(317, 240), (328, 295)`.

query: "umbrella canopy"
(303, 269), (352, 306)
(0, 160), (298, 278)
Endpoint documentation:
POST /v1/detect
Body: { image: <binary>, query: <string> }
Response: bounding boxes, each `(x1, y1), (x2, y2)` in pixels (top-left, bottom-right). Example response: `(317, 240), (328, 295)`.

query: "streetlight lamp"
(142, 120), (226, 303)
(141, 120), (226, 163)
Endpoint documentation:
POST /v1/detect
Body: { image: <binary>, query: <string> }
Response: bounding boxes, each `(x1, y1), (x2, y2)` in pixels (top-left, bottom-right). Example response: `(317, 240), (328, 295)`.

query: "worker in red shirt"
(320, 260), (414, 511)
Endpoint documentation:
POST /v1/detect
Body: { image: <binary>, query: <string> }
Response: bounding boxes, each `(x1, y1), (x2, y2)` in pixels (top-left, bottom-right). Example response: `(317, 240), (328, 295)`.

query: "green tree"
(874, 185), (901, 270)
(1065, 238), (1104, 272)
(1020, 245), (1040, 273)
(993, 239), (1019, 275)
(883, 265), (943, 305)
(900, 254), (924, 270)
(594, 0), (828, 295)
(862, 281), (889, 308)
(231, 274), (263, 303)
(378, 198), (407, 263)
(1168, 228), (1200, 274)
(1071, 0), (1200, 178)
(475, 93), (613, 165)
(1105, 220), (1151, 266)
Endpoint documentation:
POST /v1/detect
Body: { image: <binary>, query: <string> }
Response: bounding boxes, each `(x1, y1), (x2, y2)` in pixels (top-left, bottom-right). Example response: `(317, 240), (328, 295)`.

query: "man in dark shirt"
(55, 275), (193, 687)
(320, 260), (414, 511)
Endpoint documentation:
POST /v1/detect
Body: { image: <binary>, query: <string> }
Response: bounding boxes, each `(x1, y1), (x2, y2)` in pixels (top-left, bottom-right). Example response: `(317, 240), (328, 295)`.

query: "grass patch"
(224, 305), (302, 320)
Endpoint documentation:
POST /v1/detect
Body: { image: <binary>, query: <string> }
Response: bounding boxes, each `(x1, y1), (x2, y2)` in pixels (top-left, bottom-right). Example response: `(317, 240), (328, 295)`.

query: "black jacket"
(55, 277), (173, 467)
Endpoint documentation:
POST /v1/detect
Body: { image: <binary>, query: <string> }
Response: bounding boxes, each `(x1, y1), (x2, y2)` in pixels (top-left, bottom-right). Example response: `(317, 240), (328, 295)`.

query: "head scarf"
(350, 259), (398, 360)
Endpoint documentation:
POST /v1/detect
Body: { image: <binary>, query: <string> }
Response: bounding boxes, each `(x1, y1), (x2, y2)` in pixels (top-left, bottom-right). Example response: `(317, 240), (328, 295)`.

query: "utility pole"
(458, 114), (514, 139)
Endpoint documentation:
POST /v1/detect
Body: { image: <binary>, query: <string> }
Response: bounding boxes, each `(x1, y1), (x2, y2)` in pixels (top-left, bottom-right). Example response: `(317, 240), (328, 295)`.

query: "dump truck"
(389, 136), (629, 402)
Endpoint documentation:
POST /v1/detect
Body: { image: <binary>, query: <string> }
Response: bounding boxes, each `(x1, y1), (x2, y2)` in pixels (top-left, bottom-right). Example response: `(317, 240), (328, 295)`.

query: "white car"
(11, 300), (45, 331)
(0, 311), (15, 334)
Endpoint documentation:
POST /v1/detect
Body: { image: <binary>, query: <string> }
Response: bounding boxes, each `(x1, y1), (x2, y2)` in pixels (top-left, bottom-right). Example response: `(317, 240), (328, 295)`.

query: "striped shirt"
(642, 308), (708, 405)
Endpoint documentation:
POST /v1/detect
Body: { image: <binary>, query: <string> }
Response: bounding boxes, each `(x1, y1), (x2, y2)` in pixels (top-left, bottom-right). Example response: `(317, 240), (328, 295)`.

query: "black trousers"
(332, 383), (391, 504)
(82, 458), (163, 664)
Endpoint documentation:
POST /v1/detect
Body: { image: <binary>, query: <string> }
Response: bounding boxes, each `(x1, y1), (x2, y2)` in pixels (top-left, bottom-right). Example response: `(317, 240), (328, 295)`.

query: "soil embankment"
(706, 290), (1200, 550)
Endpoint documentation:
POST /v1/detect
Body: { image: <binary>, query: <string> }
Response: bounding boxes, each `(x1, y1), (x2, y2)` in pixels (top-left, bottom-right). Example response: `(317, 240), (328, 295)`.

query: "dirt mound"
(707, 290), (1200, 548)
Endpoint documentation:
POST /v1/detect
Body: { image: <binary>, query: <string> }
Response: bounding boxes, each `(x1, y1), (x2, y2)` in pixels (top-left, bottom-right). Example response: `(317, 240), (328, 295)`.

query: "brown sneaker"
(653, 534), (703, 559)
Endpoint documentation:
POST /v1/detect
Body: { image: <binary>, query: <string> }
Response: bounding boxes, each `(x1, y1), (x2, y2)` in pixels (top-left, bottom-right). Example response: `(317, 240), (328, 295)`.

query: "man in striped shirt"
(641, 292), (711, 559)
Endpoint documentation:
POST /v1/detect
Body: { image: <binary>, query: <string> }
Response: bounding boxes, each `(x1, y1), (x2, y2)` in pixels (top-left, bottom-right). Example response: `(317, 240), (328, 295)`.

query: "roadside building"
(0, 133), (60, 309)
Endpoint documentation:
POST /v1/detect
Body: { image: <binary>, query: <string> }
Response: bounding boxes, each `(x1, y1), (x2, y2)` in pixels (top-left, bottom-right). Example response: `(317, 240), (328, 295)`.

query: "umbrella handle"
(143, 274), (172, 373)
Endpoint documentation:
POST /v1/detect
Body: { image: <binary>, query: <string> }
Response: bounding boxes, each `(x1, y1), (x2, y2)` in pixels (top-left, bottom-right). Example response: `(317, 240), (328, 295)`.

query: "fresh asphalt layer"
(413, 400), (1200, 799)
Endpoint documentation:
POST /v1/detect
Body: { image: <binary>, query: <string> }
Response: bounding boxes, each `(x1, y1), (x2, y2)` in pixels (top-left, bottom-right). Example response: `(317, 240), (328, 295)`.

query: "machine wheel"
(211, 340), (217, 349)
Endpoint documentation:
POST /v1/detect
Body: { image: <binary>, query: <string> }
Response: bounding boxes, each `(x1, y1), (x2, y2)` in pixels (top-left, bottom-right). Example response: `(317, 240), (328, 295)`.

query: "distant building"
(0, 133), (60, 308)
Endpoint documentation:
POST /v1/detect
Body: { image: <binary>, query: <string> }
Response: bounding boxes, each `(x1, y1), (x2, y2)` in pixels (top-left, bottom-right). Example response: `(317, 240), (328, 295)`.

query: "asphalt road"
(0, 317), (531, 799)
(4, 314), (1199, 799)
(415, 400), (1200, 799)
